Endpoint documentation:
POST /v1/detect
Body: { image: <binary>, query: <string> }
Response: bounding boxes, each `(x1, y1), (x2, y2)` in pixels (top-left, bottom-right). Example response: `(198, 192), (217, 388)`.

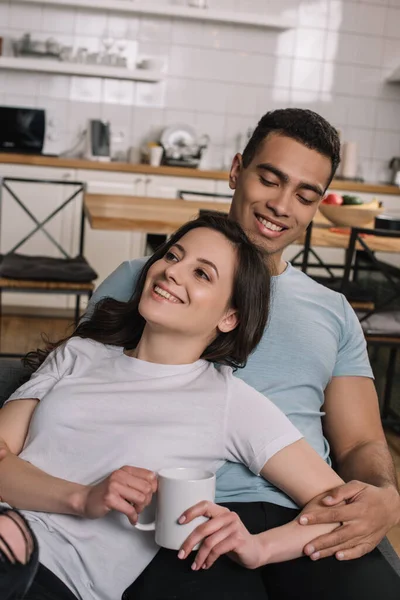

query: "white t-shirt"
(5, 337), (302, 600)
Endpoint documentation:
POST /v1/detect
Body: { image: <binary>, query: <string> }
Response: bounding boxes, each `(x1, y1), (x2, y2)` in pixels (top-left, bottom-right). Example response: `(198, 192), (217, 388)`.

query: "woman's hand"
(79, 466), (157, 525)
(177, 501), (263, 571)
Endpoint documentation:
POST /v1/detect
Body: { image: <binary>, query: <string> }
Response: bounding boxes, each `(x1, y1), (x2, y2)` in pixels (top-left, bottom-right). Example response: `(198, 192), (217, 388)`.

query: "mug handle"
(135, 520), (156, 532)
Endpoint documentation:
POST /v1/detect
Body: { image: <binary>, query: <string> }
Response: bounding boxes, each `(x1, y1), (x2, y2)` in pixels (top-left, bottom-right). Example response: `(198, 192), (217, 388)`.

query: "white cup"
(135, 467), (216, 550)
(149, 146), (164, 167)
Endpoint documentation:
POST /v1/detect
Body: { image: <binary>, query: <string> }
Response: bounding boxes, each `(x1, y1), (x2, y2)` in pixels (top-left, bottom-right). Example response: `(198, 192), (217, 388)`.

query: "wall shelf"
(5, 0), (295, 31)
(0, 56), (162, 82)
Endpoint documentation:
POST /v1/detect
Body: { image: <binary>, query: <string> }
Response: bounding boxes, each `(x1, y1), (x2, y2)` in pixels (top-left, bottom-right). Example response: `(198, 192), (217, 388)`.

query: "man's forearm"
(337, 440), (399, 491)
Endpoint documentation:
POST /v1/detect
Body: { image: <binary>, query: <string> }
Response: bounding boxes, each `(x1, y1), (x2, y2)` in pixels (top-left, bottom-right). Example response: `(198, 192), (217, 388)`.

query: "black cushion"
(0, 253), (97, 283)
(0, 359), (31, 408)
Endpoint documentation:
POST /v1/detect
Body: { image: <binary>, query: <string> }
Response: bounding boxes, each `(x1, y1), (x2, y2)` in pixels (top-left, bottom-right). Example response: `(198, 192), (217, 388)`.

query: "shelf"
(7, 0), (295, 30)
(0, 57), (162, 82)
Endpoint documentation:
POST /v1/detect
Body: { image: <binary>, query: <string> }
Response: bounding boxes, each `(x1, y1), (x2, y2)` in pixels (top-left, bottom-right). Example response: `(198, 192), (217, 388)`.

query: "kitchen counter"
(0, 153), (399, 196)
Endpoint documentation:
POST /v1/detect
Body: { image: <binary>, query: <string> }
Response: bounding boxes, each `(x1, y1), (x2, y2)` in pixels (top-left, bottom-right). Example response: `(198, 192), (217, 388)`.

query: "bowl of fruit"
(318, 194), (383, 228)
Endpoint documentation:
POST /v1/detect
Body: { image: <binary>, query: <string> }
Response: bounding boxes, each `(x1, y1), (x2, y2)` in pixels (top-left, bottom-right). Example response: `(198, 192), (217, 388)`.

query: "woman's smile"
(151, 284), (183, 304)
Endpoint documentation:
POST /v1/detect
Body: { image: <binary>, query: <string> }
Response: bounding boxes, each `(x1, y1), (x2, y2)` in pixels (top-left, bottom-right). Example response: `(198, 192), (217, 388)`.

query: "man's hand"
(177, 501), (263, 571)
(298, 480), (400, 561)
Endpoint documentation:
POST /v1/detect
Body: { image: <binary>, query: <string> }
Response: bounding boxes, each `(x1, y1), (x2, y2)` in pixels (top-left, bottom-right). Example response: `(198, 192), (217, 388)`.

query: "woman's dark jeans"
(0, 507), (39, 600)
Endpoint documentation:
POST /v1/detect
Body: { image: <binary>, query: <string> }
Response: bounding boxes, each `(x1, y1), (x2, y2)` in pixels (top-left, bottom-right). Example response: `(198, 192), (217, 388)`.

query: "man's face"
(229, 133), (332, 267)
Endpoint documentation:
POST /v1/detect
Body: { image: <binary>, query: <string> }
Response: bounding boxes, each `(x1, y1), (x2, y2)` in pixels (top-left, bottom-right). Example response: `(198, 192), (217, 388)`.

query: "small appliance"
(84, 119), (111, 162)
(0, 106), (45, 154)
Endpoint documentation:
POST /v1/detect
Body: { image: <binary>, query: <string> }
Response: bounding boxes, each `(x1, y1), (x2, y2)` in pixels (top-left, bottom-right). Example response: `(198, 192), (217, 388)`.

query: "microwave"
(0, 106), (45, 154)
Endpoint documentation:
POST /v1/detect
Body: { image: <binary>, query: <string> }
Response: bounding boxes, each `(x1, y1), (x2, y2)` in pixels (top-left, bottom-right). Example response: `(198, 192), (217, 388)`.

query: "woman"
(0, 214), (343, 600)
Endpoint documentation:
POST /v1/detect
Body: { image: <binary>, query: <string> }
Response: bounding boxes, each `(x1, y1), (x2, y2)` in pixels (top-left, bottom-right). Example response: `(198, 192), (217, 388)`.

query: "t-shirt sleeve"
(85, 258), (148, 318)
(332, 295), (373, 378)
(224, 373), (303, 476)
(4, 342), (76, 405)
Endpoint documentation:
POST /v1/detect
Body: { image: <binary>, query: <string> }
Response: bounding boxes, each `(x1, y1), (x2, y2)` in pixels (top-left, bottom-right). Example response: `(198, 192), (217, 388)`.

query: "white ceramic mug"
(135, 467), (216, 550)
(149, 146), (164, 167)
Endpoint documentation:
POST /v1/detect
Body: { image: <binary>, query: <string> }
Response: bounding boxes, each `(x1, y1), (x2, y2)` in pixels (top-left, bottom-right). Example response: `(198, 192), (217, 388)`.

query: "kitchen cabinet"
(76, 170), (147, 289)
(0, 164), (78, 309)
(147, 175), (216, 199)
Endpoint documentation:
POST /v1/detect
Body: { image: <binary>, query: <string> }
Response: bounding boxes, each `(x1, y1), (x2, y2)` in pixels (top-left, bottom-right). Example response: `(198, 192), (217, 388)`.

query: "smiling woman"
(30, 213), (270, 371)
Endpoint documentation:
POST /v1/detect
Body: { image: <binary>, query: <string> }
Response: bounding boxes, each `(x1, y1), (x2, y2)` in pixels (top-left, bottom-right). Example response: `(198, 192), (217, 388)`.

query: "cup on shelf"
(76, 47), (88, 64)
(149, 145), (164, 167)
(60, 46), (73, 62)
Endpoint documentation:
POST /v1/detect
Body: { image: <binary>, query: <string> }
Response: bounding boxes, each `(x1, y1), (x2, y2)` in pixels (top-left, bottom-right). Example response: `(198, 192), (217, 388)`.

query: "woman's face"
(139, 228), (239, 343)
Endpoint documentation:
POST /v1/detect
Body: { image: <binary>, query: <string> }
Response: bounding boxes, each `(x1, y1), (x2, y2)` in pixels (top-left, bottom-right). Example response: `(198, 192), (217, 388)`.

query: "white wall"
(1, 0), (400, 182)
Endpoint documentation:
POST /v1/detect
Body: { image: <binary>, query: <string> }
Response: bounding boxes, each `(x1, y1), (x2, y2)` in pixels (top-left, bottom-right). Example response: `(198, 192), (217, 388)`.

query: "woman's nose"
(164, 263), (182, 284)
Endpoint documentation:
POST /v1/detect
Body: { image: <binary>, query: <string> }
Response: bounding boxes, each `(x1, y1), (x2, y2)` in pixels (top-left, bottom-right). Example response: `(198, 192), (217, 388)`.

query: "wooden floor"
(1, 314), (400, 557)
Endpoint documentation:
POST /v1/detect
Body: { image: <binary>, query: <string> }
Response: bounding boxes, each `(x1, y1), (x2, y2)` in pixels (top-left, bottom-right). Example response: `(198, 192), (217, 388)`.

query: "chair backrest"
(341, 227), (400, 323)
(0, 177), (86, 259)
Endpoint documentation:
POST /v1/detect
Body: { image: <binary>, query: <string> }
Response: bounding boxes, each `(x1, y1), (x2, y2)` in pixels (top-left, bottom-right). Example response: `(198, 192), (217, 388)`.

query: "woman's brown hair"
(25, 213), (271, 371)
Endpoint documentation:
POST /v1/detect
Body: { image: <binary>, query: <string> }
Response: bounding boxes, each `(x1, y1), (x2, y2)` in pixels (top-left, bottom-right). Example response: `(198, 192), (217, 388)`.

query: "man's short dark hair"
(242, 108), (341, 187)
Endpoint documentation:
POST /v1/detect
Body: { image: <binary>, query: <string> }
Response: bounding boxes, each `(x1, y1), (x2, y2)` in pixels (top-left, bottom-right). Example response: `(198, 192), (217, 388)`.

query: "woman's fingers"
(192, 523), (240, 570)
(179, 501), (229, 524)
(102, 489), (139, 524)
(120, 466), (158, 494)
(108, 468), (157, 511)
(179, 513), (234, 559)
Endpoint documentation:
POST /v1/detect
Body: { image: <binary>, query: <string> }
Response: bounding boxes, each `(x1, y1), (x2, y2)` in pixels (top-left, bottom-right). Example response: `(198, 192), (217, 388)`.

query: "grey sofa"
(1, 358), (400, 579)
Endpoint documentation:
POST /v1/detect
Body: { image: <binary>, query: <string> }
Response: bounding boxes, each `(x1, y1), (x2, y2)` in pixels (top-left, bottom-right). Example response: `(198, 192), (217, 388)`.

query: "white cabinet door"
(215, 179), (233, 201)
(146, 175), (216, 200)
(76, 170), (146, 288)
(0, 164), (77, 309)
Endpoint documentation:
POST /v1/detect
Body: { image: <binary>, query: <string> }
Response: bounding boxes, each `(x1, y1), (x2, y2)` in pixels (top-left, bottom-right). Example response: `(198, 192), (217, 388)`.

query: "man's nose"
(266, 188), (291, 218)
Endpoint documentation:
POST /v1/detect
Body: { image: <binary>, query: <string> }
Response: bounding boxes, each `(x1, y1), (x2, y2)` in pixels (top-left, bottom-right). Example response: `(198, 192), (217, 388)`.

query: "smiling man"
(88, 109), (400, 600)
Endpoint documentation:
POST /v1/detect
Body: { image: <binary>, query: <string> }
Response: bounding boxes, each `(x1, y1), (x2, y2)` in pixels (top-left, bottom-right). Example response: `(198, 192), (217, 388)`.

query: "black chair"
(0, 177), (97, 357)
(341, 227), (400, 431)
(292, 221), (376, 310)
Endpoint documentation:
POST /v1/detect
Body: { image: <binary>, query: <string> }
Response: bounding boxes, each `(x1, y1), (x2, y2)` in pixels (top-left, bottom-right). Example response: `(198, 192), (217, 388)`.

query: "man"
(88, 109), (400, 599)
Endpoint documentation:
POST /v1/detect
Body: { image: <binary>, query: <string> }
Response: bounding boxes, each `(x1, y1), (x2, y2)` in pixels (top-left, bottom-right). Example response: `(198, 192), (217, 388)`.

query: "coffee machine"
(85, 119), (111, 162)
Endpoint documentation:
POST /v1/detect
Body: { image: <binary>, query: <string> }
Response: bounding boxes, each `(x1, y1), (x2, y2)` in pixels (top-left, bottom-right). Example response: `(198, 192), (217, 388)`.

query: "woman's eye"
(195, 269), (210, 281)
(165, 251), (178, 262)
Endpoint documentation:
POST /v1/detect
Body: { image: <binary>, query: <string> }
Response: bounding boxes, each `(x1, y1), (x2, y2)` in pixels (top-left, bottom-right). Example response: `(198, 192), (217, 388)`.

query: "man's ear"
(229, 154), (243, 190)
(217, 309), (239, 334)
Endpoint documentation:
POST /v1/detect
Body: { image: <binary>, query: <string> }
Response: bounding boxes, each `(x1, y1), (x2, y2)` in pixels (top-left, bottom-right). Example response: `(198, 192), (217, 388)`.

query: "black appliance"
(0, 106), (45, 154)
(375, 214), (400, 231)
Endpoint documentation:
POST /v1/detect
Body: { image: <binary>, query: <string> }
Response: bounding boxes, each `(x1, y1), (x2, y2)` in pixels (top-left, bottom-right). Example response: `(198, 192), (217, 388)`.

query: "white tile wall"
(1, 0), (400, 180)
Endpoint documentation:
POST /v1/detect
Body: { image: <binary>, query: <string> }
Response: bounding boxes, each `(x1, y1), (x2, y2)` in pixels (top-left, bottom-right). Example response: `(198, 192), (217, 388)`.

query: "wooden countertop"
(84, 193), (400, 253)
(84, 193), (231, 234)
(1, 152), (399, 196)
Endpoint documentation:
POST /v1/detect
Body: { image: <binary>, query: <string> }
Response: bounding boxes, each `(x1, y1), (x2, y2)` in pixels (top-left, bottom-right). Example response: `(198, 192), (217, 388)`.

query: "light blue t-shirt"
(88, 259), (373, 509)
